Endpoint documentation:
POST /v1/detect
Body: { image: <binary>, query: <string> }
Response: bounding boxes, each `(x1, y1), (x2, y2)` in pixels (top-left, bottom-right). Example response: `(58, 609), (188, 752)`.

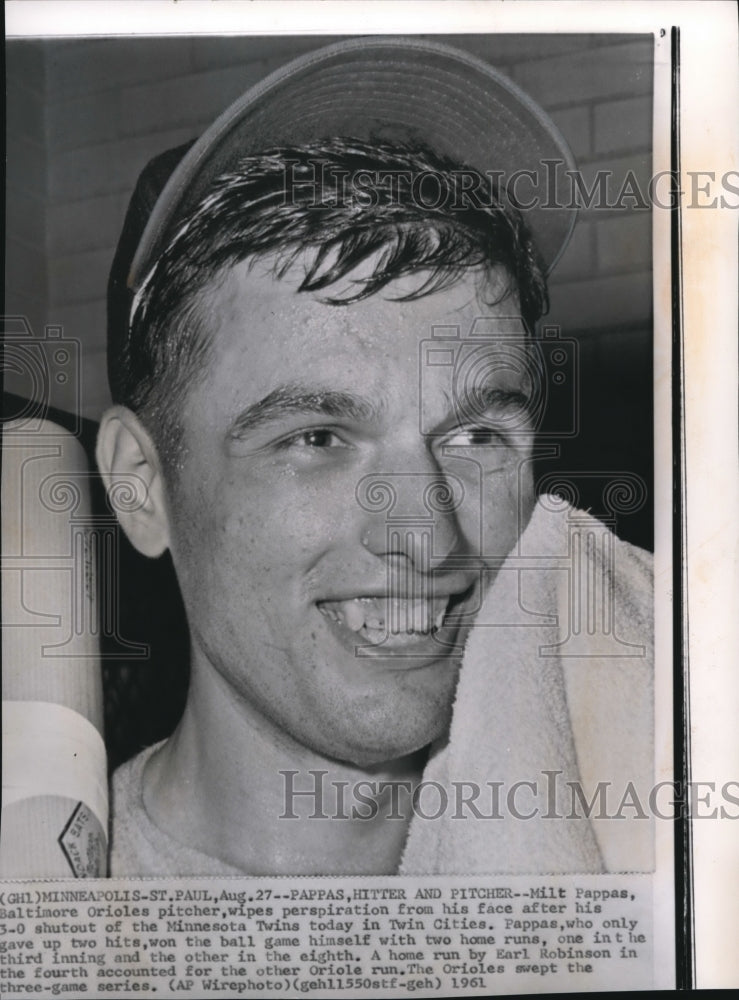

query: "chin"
(333, 702), (453, 769)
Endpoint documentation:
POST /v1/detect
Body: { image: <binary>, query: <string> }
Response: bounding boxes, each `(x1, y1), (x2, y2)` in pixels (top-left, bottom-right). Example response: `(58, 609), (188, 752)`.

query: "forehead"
(197, 256), (525, 353)
(183, 257), (530, 429)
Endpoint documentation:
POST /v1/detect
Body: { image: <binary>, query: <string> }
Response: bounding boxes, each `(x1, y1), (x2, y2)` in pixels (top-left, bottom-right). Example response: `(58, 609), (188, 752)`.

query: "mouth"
(316, 588), (473, 650)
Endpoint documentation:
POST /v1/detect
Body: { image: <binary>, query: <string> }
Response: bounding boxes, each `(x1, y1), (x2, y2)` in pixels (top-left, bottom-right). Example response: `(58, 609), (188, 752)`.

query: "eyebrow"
(227, 382), (385, 438)
(452, 386), (533, 420)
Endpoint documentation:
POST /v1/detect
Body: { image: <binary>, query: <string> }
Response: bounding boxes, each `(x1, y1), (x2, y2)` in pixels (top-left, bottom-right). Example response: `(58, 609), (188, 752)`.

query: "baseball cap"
(126, 36), (577, 289)
(108, 36), (577, 397)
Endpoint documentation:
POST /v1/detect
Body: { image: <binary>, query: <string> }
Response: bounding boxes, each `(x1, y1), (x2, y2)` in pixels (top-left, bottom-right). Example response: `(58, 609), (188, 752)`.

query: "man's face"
(163, 258), (535, 766)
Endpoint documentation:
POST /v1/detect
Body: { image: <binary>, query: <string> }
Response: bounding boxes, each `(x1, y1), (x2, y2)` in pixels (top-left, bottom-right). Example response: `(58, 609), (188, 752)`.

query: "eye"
(442, 426), (505, 447)
(277, 428), (348, 450)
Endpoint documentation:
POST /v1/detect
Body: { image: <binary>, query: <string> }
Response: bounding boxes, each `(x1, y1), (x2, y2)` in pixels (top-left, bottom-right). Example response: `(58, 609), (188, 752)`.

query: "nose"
(355, 465), (467, 572)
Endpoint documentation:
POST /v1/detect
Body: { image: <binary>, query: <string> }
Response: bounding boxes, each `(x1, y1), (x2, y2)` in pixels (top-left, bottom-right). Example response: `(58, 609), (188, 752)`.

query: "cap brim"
(129, 36), (577, 289)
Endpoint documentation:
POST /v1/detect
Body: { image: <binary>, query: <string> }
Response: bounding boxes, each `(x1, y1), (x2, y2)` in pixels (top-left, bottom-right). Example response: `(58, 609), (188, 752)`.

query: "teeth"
(318, 595), (450, 642)
(343, 600), (365, 633)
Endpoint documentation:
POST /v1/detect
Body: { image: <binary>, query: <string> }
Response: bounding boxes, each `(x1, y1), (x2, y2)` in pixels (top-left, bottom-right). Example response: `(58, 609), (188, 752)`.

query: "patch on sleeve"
(58, 801), (107, 877)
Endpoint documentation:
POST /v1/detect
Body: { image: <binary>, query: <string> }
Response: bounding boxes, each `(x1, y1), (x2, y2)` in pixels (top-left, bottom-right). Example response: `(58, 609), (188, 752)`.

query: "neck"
(142, 661), (429, 874)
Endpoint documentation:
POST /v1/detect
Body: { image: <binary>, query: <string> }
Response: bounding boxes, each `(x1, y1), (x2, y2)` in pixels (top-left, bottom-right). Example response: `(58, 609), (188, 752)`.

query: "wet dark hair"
(109, 138), (548, 461)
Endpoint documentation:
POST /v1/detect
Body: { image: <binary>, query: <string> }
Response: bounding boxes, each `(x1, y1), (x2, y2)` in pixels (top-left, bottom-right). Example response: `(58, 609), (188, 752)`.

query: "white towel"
(400, 495), (654, 875)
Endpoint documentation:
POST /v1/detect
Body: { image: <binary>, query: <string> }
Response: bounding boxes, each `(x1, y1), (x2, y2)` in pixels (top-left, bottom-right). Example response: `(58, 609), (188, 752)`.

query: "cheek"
(218, 474), (330, 553)
(221, 464), (367, 559)
(481, 462), (534, 556)
(163, 471), (252, 610)
(449, 457), (533, 558)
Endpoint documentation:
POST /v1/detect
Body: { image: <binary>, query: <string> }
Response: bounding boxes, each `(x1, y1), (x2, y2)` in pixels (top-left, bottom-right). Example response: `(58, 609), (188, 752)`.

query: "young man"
(97, 39), (653, 876)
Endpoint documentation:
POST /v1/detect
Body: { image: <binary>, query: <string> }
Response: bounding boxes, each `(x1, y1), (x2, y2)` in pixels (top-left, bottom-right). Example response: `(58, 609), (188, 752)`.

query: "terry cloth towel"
(400, 494), (654, 875)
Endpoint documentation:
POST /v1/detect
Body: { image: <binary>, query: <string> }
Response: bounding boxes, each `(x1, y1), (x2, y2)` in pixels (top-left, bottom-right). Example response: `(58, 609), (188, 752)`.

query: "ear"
(96, 406), (170, 558)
